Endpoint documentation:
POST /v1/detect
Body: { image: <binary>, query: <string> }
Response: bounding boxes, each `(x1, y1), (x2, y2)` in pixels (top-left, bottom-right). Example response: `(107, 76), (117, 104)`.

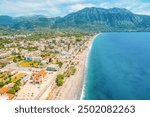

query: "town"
(0, 33), (93, 100)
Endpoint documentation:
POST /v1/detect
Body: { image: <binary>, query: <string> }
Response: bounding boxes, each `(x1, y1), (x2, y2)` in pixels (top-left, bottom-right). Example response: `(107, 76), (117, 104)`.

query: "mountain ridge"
(0, 7), (150, 33)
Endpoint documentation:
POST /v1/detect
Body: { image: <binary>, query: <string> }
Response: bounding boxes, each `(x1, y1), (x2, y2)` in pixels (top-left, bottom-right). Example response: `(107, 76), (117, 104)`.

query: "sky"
(0, 0), (150, 17)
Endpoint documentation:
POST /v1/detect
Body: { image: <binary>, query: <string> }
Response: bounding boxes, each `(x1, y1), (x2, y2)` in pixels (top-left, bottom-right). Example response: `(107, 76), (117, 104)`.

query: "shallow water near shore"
(84, 32), (150, 100)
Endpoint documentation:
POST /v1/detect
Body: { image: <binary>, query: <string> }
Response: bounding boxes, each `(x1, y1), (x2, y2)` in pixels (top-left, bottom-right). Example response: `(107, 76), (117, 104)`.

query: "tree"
(7, 88), (16, 94)
(56, 74), (64, 86)
(71, 67), (77, 75)
(49, 58), (52, 63)
(0, 82), (4, 88)
(56, 61), (63, 68)
(13, 58), (17, 62)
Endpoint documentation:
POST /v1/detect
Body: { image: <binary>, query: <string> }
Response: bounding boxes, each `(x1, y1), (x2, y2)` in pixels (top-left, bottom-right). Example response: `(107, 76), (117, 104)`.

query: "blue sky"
(0, 0), (150, 17)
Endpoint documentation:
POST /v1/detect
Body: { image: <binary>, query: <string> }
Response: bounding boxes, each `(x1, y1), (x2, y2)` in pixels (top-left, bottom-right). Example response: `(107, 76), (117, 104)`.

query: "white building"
(0, 51), (11, 59)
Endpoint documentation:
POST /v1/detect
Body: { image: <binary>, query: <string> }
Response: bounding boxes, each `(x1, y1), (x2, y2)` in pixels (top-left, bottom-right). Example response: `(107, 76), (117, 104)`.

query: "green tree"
(0, 82), (4, 88)
(56, 74), (64, 86)
(49, 58), (52, 63)
(7, 88), (16, 94)
(56, 61), (63, 68)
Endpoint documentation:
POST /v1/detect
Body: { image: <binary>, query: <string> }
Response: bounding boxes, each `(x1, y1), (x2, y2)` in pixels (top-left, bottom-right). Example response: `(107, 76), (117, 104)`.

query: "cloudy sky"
(0, 0), (150, 17)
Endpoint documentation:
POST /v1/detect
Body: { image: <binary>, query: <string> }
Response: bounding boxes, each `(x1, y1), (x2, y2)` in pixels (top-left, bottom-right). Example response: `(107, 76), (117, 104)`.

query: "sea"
(83, 32), (150, 100)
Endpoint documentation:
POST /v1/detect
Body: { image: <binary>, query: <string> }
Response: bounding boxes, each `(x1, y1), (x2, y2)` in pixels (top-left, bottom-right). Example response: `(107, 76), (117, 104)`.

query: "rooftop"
(7, 94), (14, 100)
(0, 85), (9, 94)
(32, 70), (47, 79)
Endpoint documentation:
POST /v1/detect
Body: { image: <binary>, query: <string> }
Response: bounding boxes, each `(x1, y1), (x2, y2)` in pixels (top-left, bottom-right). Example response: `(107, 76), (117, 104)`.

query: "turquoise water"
(84, 32), (150, 100)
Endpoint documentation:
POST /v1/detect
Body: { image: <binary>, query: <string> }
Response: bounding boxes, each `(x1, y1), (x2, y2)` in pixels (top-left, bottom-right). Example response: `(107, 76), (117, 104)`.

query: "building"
(0, 85), (9, 95)
(0, 51), (11, 59)
(0, 94), (14, 100)
(7, 68), (17, 75)
(0, 84), (15, 100)
(32, 70), (47, 84)
(20, 50), (28, 56)
(24, 56), (42, 62)
(32, 57), (42, 62)
(7, 94), (14, 100)
(24, 57), (32, 61)
(46, 64), (59, 71)
(41, 58), (49, 65)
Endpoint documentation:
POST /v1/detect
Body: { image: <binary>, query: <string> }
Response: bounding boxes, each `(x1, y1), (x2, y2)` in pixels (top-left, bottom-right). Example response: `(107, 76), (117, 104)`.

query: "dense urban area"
(0, 32), (93, 100)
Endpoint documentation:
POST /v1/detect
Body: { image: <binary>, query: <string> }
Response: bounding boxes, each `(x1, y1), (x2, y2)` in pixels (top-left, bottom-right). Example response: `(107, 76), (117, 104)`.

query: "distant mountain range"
(0, 7), (150, 33)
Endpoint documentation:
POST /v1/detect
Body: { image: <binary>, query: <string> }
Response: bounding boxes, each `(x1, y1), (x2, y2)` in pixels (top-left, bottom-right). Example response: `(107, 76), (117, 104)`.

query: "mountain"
(0, 16), (14, 27)
(0, 7), (150, 33)
(0, 15), (57, 31)
(54, 7), (150, 32)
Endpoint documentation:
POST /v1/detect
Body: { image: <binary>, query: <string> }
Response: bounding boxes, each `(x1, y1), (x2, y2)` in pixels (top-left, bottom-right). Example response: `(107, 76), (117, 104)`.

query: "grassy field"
(19, 61), (40, 67)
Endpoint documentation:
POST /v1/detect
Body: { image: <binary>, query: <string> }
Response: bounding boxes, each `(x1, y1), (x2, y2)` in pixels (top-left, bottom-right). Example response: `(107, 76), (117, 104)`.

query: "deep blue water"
(84, 32), (150, 100)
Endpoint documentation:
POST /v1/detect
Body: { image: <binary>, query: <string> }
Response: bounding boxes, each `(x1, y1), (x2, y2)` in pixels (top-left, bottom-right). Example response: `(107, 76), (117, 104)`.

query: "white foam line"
(80, 33), (102, 100)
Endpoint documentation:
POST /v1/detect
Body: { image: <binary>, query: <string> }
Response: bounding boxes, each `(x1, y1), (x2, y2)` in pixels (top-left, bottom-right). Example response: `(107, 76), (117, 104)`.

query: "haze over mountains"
(0, 7), (150, 33)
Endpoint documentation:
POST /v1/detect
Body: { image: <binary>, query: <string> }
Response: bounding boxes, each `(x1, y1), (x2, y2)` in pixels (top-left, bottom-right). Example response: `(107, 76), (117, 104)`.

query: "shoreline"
(80, 33), (102, 100)
(47, 33), (101, 100)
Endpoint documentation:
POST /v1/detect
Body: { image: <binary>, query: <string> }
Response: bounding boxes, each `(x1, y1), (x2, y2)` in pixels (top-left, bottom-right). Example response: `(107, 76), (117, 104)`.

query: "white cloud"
(0, 0), (150, 16)
(0, 0), (63, 16)
(96, 0), (150, 15)
(0, 0), (84, 16)
(67, 0), (150, 16)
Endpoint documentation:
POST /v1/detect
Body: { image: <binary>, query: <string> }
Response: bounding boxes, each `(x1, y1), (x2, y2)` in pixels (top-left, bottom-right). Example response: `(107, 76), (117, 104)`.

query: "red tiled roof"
(7, 94), (14, 100)
(0, 85), (9, 94)
(32, 70), (47, 79)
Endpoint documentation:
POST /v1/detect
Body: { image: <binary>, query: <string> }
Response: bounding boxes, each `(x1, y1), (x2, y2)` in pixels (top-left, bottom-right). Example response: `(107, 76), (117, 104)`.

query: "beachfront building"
(31, 70), (47, 84)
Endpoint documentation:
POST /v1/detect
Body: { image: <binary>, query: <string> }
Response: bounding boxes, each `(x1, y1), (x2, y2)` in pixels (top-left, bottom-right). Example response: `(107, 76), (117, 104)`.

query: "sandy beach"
(47, 33), (101, 100)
